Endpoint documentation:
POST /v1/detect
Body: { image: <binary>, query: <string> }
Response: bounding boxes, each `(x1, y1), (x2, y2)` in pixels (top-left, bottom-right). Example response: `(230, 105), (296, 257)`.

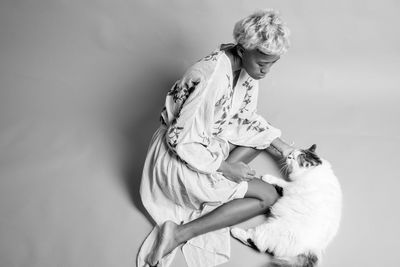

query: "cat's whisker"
(279, 164), (286, 172)
(279, 164), (289, 176)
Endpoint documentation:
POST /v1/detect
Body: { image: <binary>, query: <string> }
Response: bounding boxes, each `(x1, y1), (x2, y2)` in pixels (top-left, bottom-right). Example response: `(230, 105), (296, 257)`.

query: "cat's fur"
(231, 145), (342, 267)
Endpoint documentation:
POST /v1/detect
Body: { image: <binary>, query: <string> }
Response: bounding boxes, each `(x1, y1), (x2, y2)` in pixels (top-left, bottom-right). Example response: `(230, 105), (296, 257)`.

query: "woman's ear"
(236, 44), (245, 58)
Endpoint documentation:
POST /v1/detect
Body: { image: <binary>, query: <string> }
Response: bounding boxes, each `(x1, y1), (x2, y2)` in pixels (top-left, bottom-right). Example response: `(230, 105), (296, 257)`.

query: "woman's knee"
(258, 186), (279, 209)
(246, 179), (279, 209)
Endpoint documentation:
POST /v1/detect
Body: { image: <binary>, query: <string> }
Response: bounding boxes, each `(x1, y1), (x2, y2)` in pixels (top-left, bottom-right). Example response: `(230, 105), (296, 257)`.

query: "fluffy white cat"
(231, 145), (342, 267)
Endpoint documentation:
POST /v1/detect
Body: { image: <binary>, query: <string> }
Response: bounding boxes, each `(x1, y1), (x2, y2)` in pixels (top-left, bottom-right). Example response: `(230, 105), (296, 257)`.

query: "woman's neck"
(220, 44), (242, 73)
(220, 44), (242, 88)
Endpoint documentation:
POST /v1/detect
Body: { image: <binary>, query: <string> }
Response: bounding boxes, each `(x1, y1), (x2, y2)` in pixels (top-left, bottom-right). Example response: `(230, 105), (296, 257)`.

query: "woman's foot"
(146, 221), (181, 266)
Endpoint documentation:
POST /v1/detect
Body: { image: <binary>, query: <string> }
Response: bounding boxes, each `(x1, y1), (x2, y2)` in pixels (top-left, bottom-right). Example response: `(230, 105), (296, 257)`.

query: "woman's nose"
(261, 66), (270, 74)
(261, 64), (272, 74)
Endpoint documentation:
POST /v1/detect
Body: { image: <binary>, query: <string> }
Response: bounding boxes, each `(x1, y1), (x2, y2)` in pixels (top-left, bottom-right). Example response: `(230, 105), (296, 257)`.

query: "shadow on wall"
(109, 7), (189, 225)
(116, 67), (178, 226)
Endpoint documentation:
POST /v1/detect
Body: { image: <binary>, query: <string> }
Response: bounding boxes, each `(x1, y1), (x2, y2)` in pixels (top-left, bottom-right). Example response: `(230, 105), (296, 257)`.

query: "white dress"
(139, 47), (282, 267)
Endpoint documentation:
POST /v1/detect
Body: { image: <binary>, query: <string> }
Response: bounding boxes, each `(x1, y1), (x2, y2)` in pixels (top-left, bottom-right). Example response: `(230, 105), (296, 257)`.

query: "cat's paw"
(230, 227), (251, 247)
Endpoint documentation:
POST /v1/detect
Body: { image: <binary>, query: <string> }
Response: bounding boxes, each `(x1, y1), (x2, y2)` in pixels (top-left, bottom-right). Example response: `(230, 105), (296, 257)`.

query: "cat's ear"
(308, 144), (317, 153)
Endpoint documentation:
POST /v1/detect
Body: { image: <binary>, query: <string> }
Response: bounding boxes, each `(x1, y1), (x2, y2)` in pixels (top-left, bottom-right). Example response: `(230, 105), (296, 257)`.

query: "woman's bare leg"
(147, 180), (278, 265)
(173, 178), (278, 239)
(147, 146), (278, 265)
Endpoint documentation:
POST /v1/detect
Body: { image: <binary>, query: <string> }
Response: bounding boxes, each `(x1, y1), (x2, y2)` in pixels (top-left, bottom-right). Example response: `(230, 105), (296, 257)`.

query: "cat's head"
(285, 144), (322, 179)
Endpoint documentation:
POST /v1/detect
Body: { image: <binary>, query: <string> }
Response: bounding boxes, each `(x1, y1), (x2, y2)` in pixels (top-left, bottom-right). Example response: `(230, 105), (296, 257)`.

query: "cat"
(231, 145), (342, 267)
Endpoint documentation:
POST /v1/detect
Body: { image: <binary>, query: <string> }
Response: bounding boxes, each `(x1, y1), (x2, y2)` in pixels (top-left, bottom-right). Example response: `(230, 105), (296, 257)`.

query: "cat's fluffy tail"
(269, 253), (318, 267)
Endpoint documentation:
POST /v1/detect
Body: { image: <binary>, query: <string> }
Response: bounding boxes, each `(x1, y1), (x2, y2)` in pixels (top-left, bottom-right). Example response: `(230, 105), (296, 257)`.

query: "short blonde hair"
(233, 9), (290, 56)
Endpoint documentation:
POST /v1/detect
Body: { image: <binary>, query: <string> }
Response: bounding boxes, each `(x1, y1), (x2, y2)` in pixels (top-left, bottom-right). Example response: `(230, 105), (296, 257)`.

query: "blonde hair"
(233, 9), (290, 55)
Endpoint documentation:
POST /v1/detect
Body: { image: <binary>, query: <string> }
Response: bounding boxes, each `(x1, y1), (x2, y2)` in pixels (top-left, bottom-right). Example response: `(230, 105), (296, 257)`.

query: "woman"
(138, 9), (302, 267)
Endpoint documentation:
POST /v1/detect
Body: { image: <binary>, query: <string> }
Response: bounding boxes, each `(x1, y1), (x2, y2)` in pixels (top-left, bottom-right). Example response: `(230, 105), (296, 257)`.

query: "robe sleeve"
(164, 65), (229, 174)
(223, 80), (281, 149)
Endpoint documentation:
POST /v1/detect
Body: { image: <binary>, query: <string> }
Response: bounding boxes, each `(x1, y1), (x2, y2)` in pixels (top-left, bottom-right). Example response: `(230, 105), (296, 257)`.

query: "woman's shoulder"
(187, 47), (230, 79)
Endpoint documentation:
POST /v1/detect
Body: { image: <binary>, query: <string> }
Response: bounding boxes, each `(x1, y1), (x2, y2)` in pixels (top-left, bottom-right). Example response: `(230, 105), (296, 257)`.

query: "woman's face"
(241, 48), (280, 80)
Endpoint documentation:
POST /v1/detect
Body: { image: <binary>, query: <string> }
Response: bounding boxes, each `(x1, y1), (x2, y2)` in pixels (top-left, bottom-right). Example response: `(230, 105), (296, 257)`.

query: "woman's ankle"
(175, 223), (193, 244)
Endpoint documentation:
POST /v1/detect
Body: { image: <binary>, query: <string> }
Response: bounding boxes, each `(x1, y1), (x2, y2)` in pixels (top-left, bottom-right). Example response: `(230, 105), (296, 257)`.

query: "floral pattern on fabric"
(201, 51), (219, 62)
(168, 82), (197, 104)
(200, 132), (211, 147)
(167, 124), (184, 148)
(230, 114), (268, 133)
(164, 79), (200, 149)
(213, 75), (233, 136)
(224, 77), (268, 133)
(238, 77), (254, 114)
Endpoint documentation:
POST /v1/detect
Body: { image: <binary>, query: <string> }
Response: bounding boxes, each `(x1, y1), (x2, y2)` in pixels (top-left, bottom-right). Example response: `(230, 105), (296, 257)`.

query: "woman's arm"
(270, 137), (295, 157)
(164, 60), (233, 175)
(218, 160), (256, 183)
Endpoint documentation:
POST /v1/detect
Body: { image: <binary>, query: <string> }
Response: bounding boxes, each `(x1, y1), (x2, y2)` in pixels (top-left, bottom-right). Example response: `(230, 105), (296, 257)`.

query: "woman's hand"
(218, 161), (256, 183)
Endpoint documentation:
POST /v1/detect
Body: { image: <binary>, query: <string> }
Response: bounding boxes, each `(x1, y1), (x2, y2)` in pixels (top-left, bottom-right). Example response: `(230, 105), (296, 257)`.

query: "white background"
(0, 0), (399, 266)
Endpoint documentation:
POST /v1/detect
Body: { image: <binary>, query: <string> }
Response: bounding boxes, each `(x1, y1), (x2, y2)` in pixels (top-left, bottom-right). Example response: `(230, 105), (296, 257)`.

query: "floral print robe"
(139, 48), (281, 267)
